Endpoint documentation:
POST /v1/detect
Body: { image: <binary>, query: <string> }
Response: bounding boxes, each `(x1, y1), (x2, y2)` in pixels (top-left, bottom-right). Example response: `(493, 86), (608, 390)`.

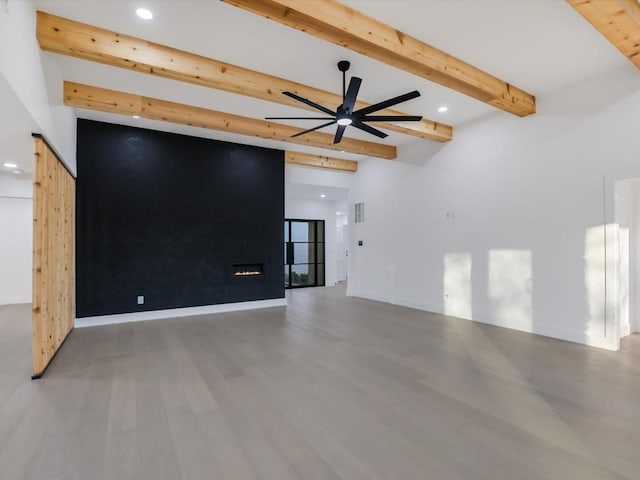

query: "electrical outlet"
(137, 295), (144, 305)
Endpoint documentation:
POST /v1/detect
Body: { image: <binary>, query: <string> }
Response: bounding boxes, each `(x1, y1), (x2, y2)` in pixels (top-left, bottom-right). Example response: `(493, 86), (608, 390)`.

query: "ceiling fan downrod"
(338, 60), (350, 102)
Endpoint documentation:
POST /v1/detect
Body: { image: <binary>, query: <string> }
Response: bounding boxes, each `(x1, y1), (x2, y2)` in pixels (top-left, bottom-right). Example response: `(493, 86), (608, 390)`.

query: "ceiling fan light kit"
(266, 61), (423, 144)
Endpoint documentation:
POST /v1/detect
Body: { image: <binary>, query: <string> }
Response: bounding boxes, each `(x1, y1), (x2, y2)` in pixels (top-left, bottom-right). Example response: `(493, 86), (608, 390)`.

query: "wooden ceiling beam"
(63, 82), (395, 159)
(37, 11), (451, 142)
(568, 0), (640, 69)
(285, 151), (357, 172)
(221, 0), (536, 117)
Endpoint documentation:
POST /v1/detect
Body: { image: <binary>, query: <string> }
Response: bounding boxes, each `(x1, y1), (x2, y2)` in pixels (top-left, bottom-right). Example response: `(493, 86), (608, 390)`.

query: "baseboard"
(463, 309), (619, 350)
(0, 296), (31, 306)
(350, 289), (620, 351)
(620, 323), (631, 338)
(351, 289), (442, 316)
(75, 297), (287, 328)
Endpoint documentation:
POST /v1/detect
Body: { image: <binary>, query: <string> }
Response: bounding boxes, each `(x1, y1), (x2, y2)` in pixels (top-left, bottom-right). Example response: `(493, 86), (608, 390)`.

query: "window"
(284, 219), (325, 288)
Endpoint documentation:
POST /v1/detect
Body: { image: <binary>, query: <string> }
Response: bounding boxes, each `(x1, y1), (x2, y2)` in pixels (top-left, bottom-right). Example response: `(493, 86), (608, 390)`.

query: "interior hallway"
(1, 286), (639, 480)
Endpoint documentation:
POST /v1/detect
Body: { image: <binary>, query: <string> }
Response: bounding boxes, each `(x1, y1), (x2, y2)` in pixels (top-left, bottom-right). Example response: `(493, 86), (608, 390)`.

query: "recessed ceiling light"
(3, 162), (17, 169)
(132, 115), (140, 119)
(438, 106), (448, 113)
(336, 211), (341, 215)
(136, 7), (153, 20)
(320, 194), (326, 198)
(12, 169), (23, 175)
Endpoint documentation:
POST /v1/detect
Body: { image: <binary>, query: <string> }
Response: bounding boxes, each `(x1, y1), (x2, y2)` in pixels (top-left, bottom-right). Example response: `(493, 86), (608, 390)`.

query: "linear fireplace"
(231, 263), (264, 278)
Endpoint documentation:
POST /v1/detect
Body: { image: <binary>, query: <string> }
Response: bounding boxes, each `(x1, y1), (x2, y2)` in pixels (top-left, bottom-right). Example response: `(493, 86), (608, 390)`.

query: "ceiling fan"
(266, 61), (423, 144)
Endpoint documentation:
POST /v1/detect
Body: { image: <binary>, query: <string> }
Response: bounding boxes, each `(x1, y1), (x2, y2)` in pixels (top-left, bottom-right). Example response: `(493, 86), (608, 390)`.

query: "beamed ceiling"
(32, 0), (634, 172)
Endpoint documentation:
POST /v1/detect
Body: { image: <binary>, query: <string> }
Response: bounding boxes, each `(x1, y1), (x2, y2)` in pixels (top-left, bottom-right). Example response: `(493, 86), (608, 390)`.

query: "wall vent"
(354, 202), (364, 224)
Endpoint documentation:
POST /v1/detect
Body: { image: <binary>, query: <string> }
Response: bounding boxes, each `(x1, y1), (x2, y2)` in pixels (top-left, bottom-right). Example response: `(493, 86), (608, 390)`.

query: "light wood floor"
(1, 286), (639, 480)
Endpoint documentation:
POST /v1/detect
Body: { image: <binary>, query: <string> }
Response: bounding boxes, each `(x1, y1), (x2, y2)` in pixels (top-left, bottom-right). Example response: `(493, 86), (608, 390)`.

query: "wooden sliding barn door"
(32, 136), (75, 378)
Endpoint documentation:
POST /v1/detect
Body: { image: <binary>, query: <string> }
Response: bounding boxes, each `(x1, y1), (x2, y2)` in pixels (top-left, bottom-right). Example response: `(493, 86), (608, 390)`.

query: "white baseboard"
(349, 289), (620, 351)
(620, 323), (631, 338)
(75, 297), (287, 328)
(468, 310), (619, 351)
(0, 296), (31, 306)
(350, 289), (441, 316)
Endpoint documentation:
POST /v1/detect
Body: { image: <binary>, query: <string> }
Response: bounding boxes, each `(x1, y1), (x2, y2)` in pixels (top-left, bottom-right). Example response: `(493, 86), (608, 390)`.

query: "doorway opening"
(284, 219), (325, 288)
(614, 178), (640, 340)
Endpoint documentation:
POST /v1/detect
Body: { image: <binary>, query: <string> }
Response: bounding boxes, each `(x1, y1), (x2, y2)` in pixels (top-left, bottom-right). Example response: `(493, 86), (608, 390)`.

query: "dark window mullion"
(314, 221), (318, 286)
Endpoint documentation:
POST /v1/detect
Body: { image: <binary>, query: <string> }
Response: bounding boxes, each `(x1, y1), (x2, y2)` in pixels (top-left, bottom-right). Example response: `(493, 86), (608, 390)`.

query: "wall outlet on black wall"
(137, 295), (144, 305)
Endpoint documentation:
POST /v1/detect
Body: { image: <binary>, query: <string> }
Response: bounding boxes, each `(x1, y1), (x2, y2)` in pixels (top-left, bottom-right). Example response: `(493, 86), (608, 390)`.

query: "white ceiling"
(32, 0), (631, 161)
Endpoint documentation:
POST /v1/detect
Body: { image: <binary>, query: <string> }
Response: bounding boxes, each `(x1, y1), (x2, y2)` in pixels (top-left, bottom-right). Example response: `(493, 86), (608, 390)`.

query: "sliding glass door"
(284, 219), (325, 288)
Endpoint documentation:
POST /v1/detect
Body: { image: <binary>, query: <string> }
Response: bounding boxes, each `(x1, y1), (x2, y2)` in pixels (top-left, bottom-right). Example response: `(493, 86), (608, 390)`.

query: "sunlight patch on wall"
(584, 225), (607, 337)
(443, 252), (472, 319)
(488, 250), (532, 330)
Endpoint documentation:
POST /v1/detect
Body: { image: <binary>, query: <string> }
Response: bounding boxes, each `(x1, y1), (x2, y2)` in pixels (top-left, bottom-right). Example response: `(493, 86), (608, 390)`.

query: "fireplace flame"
(234, 270), (262, 276)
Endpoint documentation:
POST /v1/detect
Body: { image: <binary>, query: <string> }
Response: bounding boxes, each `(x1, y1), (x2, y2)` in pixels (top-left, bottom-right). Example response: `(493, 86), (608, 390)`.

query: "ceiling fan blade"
(266, 117), (336, 120)
(291, 120), (336, 138)
(343, 77), (362, 112)
(283, 91), (335, 116)
(354, 90), (421, 116)
(361, 115), (423, 122)
(352, 122), (388, 139)
(333, 124), (347, 144)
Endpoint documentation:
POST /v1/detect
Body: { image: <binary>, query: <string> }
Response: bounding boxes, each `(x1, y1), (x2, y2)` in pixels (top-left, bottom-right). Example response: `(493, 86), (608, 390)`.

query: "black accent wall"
(76, 120), (284, 317)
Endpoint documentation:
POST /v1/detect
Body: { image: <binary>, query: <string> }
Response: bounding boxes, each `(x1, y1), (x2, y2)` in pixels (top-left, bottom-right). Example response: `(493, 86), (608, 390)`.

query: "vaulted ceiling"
(33, 0), (632, 171)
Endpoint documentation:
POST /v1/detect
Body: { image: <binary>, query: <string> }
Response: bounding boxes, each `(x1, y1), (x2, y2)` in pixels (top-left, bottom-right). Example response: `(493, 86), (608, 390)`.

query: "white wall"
(614, 180), (633, 338)
(286, 164), (354, 191)
(336, 211), (349, 282)
(632, 186), (640, 334)
(285, 198), (339, 287)
(0, 175), (33, 304)
(0, 175), (33, 198)
(0, 0), (76, 172)
(617, 178), (640, 335)
(348, 66), (640, 350)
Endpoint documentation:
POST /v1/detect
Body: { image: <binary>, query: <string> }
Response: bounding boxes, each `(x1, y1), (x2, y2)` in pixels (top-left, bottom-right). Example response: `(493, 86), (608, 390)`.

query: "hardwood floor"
(1, 286), (639, 479)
